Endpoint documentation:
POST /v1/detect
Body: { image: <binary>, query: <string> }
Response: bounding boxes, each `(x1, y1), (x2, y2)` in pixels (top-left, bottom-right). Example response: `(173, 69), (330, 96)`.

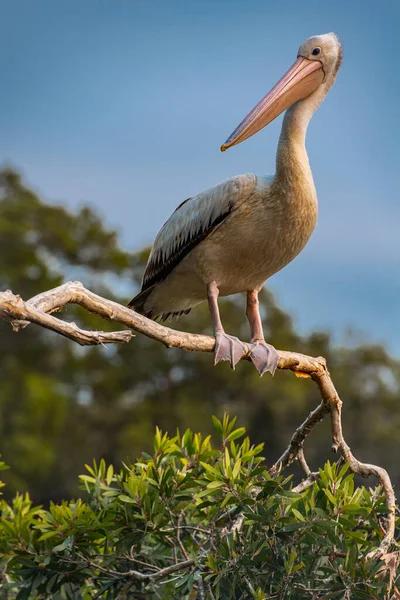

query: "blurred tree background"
(0, 167), (399, 505)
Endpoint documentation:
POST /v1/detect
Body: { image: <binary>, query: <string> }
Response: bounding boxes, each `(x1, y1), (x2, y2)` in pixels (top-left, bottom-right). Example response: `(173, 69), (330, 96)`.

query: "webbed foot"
(214, 332), (245, 369)
(247, 340), (279, 376)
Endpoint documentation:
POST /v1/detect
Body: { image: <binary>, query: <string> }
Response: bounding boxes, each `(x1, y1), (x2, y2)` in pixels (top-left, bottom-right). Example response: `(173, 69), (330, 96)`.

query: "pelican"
(129, 33), (342, 376)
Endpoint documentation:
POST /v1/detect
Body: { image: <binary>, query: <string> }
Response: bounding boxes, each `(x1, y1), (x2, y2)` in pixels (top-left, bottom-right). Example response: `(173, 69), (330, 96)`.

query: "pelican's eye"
(312, 47), (321, 56)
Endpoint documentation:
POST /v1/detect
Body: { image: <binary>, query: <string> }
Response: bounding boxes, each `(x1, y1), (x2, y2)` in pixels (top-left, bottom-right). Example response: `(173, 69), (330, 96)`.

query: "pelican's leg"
(246, 290), (279, 376)
(207, 281), (245, 369)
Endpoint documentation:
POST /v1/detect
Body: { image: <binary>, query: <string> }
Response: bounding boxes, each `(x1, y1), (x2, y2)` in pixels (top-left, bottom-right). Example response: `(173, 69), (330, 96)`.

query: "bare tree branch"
(292, 472), (319, 494)
(291, 448), (320, 493)
(0, 286), (134, 346)
(69, 553), (194, 583)
(297, 448), (312, 477)
(0, 282), (325, 374)
(0, 281), (396, 559)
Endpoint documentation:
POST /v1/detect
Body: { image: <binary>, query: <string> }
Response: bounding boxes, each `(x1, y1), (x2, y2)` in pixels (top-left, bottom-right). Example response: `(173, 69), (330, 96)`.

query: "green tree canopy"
(0, 418), (398, 599)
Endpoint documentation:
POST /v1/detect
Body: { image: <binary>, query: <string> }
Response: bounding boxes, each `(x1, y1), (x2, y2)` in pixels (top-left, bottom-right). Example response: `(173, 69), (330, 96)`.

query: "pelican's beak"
(221, 57), (324, 152)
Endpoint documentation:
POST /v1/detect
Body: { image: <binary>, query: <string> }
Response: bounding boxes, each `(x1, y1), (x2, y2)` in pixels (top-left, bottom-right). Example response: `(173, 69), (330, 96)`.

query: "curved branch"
(1, 282), (325, 374)
(313, 370), (396, 559)
(0, 281), (395, 559)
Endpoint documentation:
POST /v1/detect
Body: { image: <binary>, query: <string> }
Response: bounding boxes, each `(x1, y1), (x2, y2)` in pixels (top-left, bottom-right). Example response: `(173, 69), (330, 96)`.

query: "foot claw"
(247, 340), (279, 376)
(214, 332), (245, 369)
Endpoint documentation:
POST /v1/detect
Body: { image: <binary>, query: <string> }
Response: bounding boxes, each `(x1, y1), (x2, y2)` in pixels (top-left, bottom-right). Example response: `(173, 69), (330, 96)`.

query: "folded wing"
(133, 174), (257, 300)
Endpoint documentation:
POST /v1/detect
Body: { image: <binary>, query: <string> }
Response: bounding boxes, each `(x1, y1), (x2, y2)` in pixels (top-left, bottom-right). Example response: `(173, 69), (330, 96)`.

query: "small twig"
(176, 513), (190, 561)
(160, 525), (210, 536)
(146, 558), (195, 582)
(291, 448), (319, 493)
(0, 288), (133, 346)
(124, 556), (159, 571)
(293, 583), (325, 595)
(292, 472), (319, 494)
(297, 448), (311, 477)
(207, 582), (217, 600)
(73, 552), (194, 582)
(270, 399), (329, 474)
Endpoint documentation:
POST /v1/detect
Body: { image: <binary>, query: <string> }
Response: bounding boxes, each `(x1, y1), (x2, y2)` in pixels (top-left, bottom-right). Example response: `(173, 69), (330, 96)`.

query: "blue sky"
(1, 0), (399, 353)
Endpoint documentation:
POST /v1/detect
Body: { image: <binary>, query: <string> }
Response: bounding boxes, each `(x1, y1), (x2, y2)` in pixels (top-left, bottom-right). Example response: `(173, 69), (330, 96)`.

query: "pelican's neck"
(274, 86), (327, 191)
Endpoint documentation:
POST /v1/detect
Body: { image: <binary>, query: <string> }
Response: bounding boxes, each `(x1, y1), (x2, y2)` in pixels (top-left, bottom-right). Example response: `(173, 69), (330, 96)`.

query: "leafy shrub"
(0, 416), (398, 599)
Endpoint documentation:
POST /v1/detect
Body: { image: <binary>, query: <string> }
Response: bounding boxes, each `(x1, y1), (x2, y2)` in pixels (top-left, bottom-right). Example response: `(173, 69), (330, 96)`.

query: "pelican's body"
(141, 169), (317, 316)
(130, 33), (342, 375)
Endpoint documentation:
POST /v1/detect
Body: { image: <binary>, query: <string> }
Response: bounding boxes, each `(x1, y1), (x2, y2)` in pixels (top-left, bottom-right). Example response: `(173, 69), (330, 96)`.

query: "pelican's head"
(221, 32), (342, 152)
(298, 33), (342, 83)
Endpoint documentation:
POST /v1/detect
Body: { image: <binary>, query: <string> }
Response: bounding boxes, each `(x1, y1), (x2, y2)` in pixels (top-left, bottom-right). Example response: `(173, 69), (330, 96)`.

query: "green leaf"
(197, 487), (221, 498)
(38, 531), (60, 541)
(342, 504), (369, 515)
(337, 462), (350, 480)
(93, 581), (115, 599)
(280, 522), (304, 533)
(200, 462), (221, 477)
(79, 475), (96, 484)
(52, 536), (73, 553)
(291, 508), (306, 522)
(325, 461), (333, 480)
(118, 495), (137, 504)
(286, 547), (296, 574)
(244, 513), (268, 523)
(232, 459), (241, 480)
(16, 585), (33, 600)
(106, 464), (114, 485)
(207, 480), (225, 489)
(324, 488), (337, 505)
(226, 428), (246, 442)
(212, 415), (223, 435)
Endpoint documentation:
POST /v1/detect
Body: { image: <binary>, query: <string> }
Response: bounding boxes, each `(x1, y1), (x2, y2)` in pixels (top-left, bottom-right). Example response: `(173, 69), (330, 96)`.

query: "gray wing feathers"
(141, 173), (257, 291)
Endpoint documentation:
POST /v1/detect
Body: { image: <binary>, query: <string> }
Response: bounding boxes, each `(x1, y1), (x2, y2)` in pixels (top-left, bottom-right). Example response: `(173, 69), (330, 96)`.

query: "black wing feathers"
(141, 206), (232, 292)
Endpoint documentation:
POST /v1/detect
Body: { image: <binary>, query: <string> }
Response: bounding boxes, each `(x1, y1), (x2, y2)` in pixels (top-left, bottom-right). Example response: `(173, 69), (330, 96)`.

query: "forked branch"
(0, 281), (395, 559)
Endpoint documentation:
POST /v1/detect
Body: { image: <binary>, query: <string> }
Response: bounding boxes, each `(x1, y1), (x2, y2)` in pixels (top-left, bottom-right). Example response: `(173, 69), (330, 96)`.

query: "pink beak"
(221, 57), (324, 152)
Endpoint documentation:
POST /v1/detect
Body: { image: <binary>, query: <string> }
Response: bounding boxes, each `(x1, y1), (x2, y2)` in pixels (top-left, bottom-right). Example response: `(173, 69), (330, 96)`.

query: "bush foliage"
(0, 416), (398, 599)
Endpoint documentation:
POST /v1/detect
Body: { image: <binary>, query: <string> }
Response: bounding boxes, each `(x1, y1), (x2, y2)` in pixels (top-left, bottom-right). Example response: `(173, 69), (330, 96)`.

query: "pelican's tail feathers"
(128, 286), (192, 321)
(128, 286), (155, 318)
